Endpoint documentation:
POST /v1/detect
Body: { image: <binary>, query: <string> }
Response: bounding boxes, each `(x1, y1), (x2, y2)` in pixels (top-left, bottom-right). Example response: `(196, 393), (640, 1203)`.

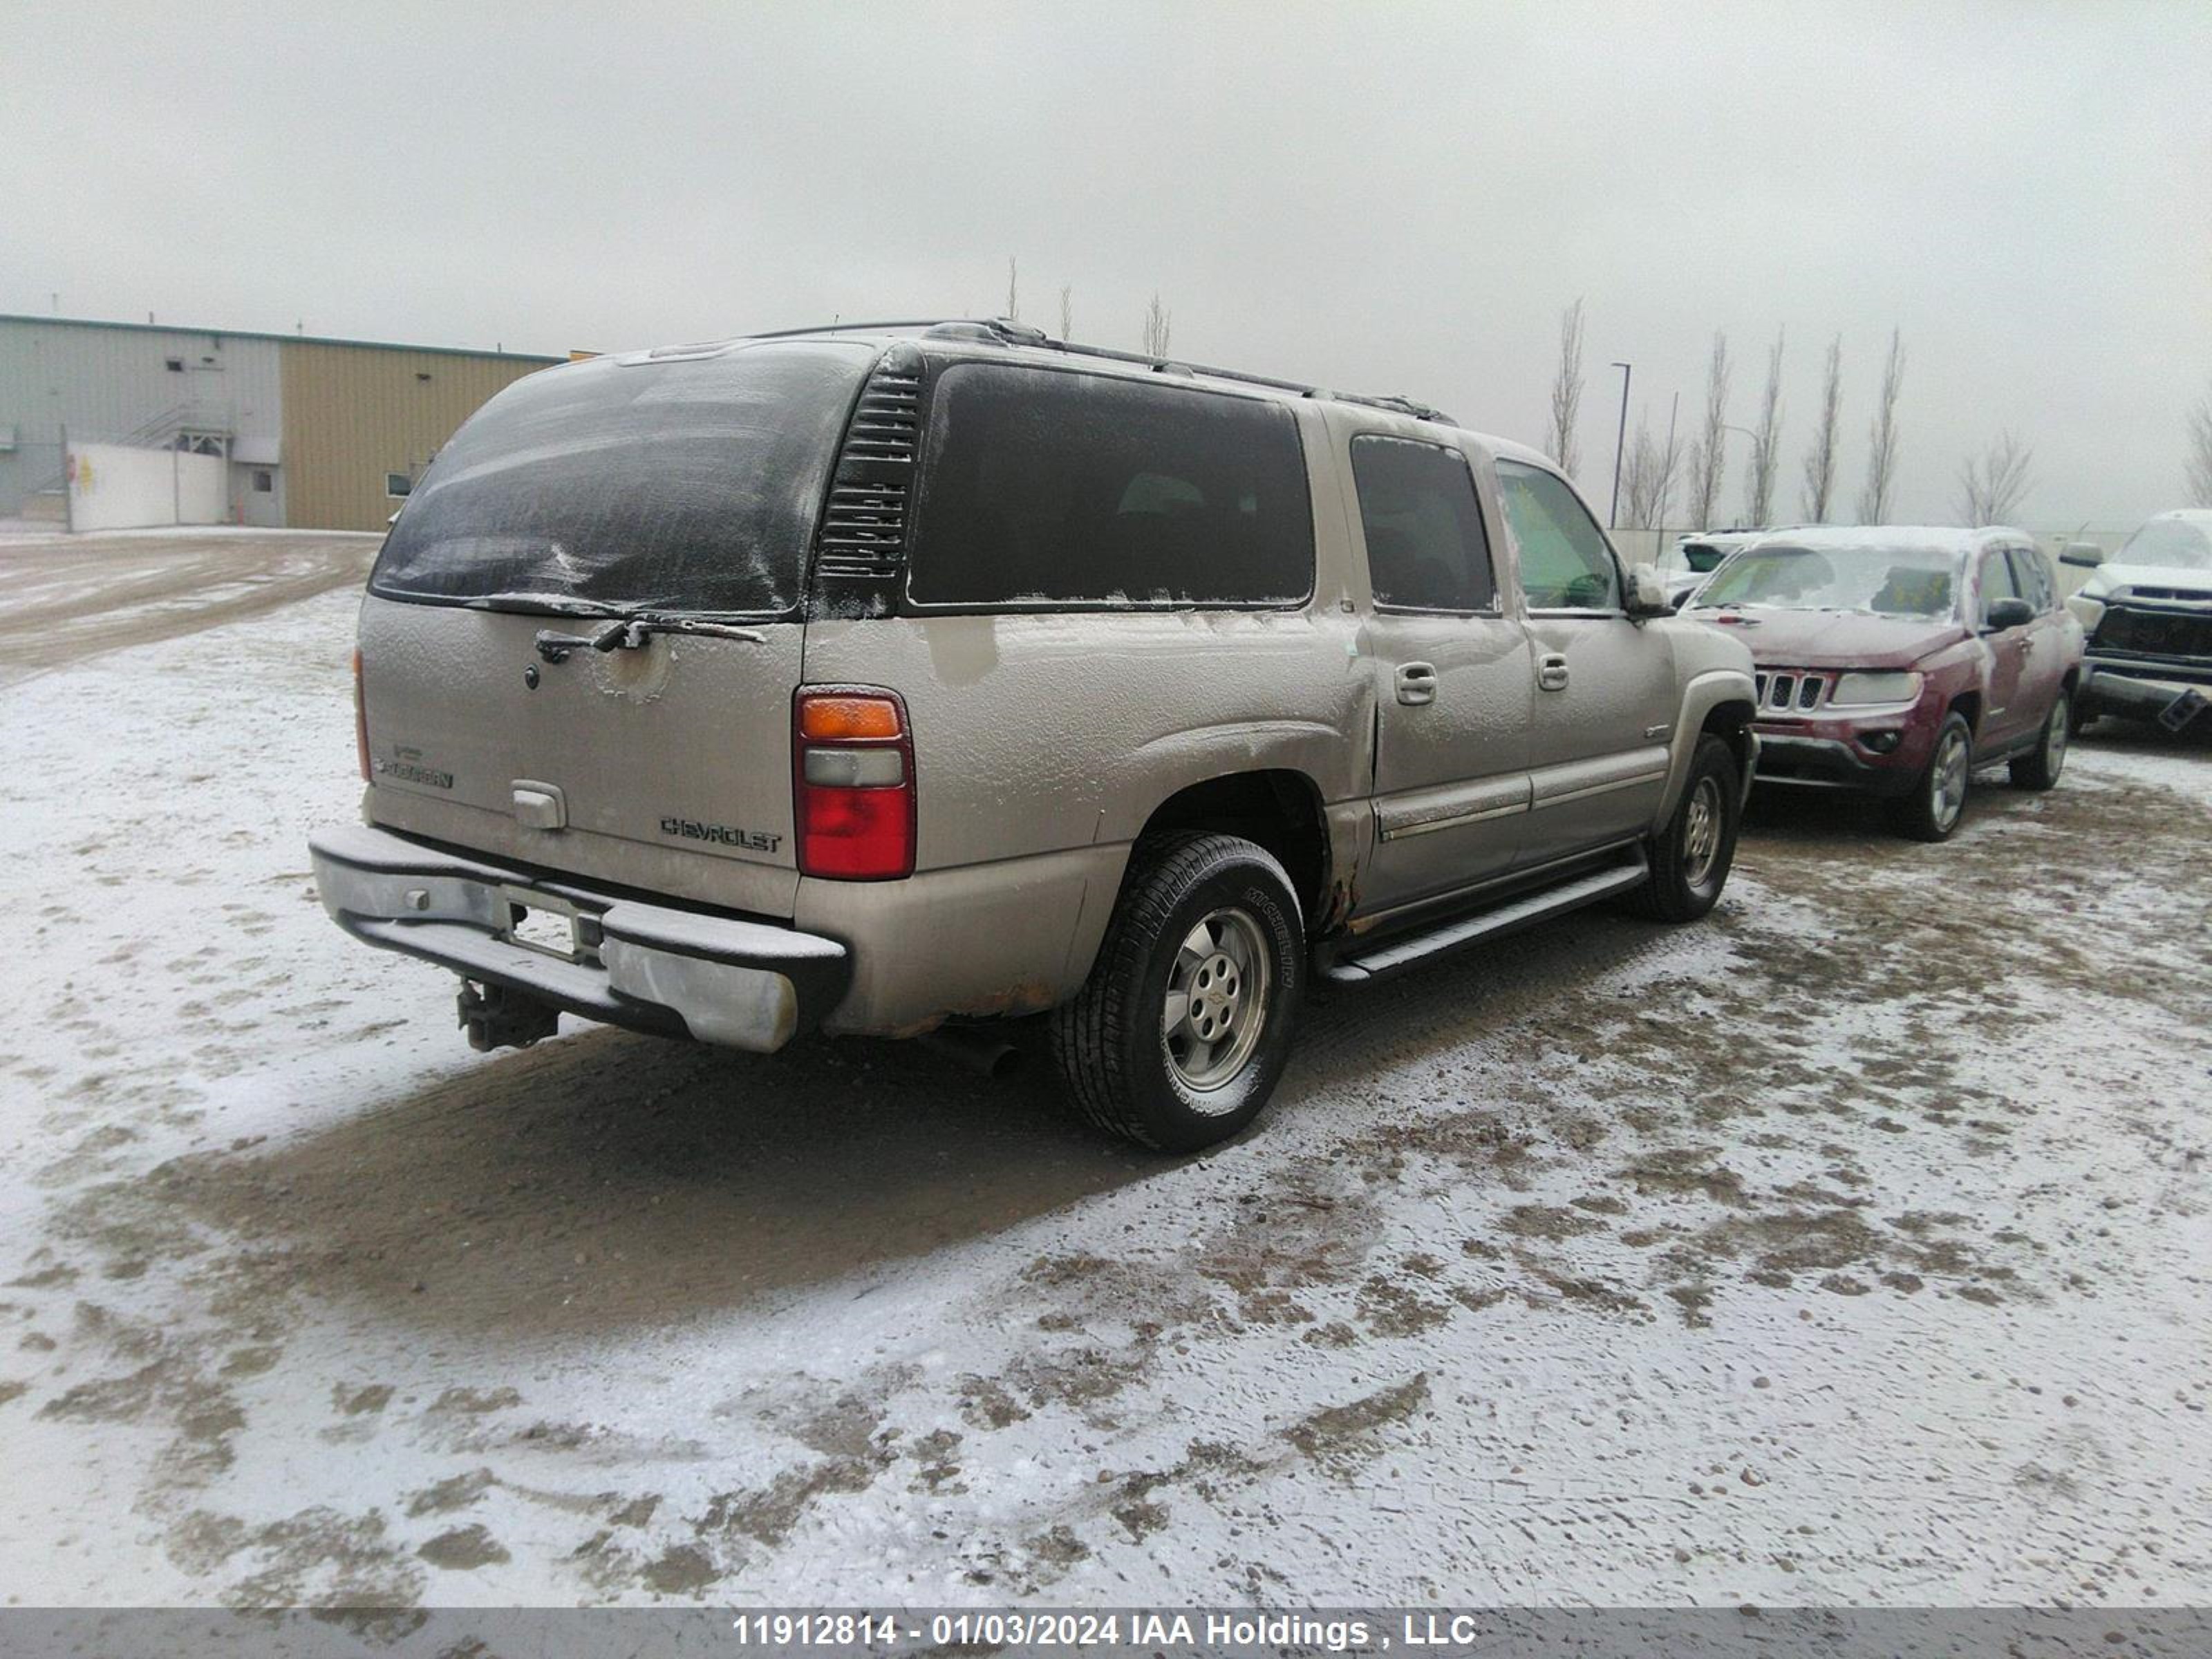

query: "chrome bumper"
(308, 825), (849, 1053)
(2080, 662), (2212, 716)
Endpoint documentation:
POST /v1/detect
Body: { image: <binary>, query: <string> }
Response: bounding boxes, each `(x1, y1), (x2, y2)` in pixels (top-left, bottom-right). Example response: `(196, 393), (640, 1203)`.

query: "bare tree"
(1798, 333), (1844, 522)
(2188, 377), (2212, 506)
(1856, 328), (1907, 523)
(1620, 404), (1686, 531)
(1143, 292), (1172, 357)
(1683, 330), (1730, 529)
(1744, 328), (1785, 526)
(1546, 297), (1586, 478)
(1956, 431), (2036, 525)
(1005, 256), (1019, 321)
(1058, 284), (1074, 341)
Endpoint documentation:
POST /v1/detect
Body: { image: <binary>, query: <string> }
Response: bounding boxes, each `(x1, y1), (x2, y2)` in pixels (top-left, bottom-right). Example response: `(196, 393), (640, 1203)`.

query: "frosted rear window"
(372, 341), (870, 617)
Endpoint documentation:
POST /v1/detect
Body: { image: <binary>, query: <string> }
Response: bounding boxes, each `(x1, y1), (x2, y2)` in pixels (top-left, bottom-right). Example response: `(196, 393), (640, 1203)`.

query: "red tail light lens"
(353, 648), (371, 782)
(794, 688), (914, 880)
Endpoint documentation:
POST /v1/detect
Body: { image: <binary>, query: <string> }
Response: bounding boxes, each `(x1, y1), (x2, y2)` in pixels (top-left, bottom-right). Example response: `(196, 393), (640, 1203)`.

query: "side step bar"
(1318, 850), (1650, 986)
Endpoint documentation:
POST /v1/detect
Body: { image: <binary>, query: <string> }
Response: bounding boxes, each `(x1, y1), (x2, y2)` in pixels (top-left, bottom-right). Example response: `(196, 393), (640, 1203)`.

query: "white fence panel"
(65, 442), (228, 532)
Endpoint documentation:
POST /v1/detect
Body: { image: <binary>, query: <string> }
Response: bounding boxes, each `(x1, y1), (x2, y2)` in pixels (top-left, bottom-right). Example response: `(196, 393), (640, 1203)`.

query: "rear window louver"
(816, 356), (924, 582)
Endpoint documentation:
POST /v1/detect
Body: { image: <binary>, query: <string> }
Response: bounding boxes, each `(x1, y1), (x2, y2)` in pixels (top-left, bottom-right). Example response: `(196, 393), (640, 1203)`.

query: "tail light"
(353, 647), (371, 782)
(793, 688), (915, 880)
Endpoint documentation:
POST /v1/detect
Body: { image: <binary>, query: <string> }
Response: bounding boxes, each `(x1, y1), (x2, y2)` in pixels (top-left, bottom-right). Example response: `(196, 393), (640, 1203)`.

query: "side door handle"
(1538, 653), (1571, 692)
(1394, 662), (1438, 706)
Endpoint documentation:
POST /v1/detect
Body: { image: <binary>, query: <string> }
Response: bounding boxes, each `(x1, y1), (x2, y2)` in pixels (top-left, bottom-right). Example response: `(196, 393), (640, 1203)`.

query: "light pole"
(1608, 362), (1632, 529)
(1717, 422), (1759, 528)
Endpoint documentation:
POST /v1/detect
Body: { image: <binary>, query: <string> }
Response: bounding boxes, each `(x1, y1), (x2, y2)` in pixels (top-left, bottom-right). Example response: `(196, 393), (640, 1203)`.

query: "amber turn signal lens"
(798, 695), (903, 741)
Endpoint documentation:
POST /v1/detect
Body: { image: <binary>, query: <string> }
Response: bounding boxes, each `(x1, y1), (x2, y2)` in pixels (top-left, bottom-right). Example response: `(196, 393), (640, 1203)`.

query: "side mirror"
(1624, 564), (1671, 619)
(2060, 542), (2103, 568)
(1985, 597), (2034, 631)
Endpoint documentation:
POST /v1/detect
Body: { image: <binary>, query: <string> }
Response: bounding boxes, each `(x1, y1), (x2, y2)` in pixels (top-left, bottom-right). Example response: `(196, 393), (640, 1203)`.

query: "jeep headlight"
(1830, 671), (1922, 706)
(2067, 594), (2105, 634)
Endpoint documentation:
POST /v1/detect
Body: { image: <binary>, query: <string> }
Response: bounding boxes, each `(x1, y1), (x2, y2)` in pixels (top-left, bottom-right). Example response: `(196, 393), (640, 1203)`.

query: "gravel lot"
(0, 532), (2206, 1608)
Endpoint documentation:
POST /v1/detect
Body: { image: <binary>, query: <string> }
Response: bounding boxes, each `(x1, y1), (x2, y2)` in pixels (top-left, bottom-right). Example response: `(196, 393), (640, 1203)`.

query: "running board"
(1318, 850), (1650, 985)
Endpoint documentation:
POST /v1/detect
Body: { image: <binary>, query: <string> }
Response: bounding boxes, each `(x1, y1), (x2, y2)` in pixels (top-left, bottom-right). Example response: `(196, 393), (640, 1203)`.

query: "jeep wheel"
(1624, 733), (1740, 922)
(1887, 711), (1974, 841)
(1050, 832), (1304, 1152)
(2009, 691), (2070, 791)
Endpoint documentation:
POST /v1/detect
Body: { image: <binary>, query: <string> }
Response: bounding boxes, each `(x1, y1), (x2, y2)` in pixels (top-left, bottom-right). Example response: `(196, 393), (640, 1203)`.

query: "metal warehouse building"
(0, 314), (558, 532)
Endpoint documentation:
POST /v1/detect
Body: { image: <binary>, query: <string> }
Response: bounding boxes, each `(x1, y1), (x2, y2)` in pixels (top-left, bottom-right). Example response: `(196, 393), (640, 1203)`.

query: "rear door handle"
(1538, 653), (1571, 691)
(1395, 662), (1438, 706)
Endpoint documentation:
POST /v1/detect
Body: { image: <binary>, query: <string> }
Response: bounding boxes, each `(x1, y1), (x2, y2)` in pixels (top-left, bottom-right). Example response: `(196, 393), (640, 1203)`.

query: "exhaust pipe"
(919, 1026), (1024, 1080)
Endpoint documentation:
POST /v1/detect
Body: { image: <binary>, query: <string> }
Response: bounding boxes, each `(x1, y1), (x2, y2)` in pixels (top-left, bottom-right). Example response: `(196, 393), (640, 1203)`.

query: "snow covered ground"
(0, 553), (2206, 1610)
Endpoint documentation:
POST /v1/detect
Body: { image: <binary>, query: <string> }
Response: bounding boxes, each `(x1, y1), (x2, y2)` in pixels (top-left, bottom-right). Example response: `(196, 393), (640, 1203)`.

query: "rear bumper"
(309, 825), (849, 1053)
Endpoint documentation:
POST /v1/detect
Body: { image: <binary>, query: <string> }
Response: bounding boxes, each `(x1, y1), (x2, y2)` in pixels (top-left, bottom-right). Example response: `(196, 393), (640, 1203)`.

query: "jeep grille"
(1754, 670), (1830, 714)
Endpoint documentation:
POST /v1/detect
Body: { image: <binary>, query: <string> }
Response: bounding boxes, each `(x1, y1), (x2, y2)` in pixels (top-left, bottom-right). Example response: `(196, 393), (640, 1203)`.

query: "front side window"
(1496, 461), (1620, 610)
(1349, 435), (1496, 612)
(907, 364), (1313, 607)
(1979, 547), (2021, 623)
(2007, 545), (2054, 612)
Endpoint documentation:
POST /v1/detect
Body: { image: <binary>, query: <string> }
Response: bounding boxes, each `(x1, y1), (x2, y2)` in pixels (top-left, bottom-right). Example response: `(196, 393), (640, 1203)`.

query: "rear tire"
(2009, 691), (2070, 790)
(1625, 733), (1740, 922)
(1886, 711), (1974, 841)
(1050, 832), (1304, 1152)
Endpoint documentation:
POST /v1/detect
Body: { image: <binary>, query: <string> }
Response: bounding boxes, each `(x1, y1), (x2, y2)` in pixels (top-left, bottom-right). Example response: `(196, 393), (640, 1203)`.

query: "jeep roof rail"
(734, 317), (1455, 425)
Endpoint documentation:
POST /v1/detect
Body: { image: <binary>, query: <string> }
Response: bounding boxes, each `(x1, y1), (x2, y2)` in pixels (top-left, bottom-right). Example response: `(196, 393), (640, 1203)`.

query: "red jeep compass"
(1686, 527), (2084, 840)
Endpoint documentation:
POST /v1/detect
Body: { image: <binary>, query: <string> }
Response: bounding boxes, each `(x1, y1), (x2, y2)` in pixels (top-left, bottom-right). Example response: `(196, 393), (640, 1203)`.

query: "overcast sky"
(6, 1), (2208, 527)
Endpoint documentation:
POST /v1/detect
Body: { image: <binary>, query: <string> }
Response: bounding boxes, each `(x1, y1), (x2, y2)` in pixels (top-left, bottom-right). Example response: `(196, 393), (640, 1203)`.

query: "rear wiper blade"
(533, 609), (768, 662)
(460, 593), (640, 620)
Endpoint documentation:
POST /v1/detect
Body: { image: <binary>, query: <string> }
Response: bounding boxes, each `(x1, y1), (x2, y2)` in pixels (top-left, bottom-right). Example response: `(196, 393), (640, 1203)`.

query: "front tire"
(1050, 832), (1305, 1152)
(2009, 691), (2070, 791)
(1625, 733), (1741, 922)
(1887, 711), (1974, 841)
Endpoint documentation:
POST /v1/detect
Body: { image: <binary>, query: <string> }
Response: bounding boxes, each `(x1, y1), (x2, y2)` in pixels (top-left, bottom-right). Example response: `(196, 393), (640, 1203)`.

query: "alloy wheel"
(1163, 907), (1272, 1100)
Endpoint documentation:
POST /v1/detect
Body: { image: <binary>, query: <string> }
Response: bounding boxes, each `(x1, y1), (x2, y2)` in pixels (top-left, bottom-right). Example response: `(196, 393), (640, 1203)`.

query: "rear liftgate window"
(371, 341), (872, 617)
(906, 363), (1313, 607)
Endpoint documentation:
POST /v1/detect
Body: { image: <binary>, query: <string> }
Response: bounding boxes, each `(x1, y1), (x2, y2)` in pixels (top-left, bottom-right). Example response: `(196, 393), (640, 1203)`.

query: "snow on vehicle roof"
(595, 321), (1535, 465)
(1731, 525), (2023, 556)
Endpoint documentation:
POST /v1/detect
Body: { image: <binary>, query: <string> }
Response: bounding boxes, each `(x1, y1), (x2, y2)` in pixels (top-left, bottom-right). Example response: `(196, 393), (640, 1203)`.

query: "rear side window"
(1350, 435), (1496, 612)
(907, 364), (1313, 607)
(1496, 461), (1621, 610)
(372, 341), (871, 617)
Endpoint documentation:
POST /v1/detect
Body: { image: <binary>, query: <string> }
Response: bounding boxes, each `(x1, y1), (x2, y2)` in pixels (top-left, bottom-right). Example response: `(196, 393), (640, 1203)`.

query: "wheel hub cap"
(1934, 729), (1969, 827)
(1683, 776), (1722, 887)
(1163, 908), (1271, 1098)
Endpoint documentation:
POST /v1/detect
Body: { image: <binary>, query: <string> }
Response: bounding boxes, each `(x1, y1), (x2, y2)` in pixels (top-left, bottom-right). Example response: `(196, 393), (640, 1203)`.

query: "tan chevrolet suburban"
(310, 319), (1759, 1150)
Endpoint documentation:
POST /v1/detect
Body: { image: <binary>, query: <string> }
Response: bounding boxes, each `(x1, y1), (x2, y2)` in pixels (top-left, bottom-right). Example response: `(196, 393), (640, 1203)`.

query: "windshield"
(371, 340), (872, 617)
(1691, 543), (1961, 618)
(2115, 518), (2212, 571)
(1680, 542), (1730, 572)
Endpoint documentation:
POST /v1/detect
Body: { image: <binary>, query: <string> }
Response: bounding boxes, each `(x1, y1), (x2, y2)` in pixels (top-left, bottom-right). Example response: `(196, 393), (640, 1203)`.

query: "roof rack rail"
(738, 318), (964, 341)
(731, 317), (1454, 424)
